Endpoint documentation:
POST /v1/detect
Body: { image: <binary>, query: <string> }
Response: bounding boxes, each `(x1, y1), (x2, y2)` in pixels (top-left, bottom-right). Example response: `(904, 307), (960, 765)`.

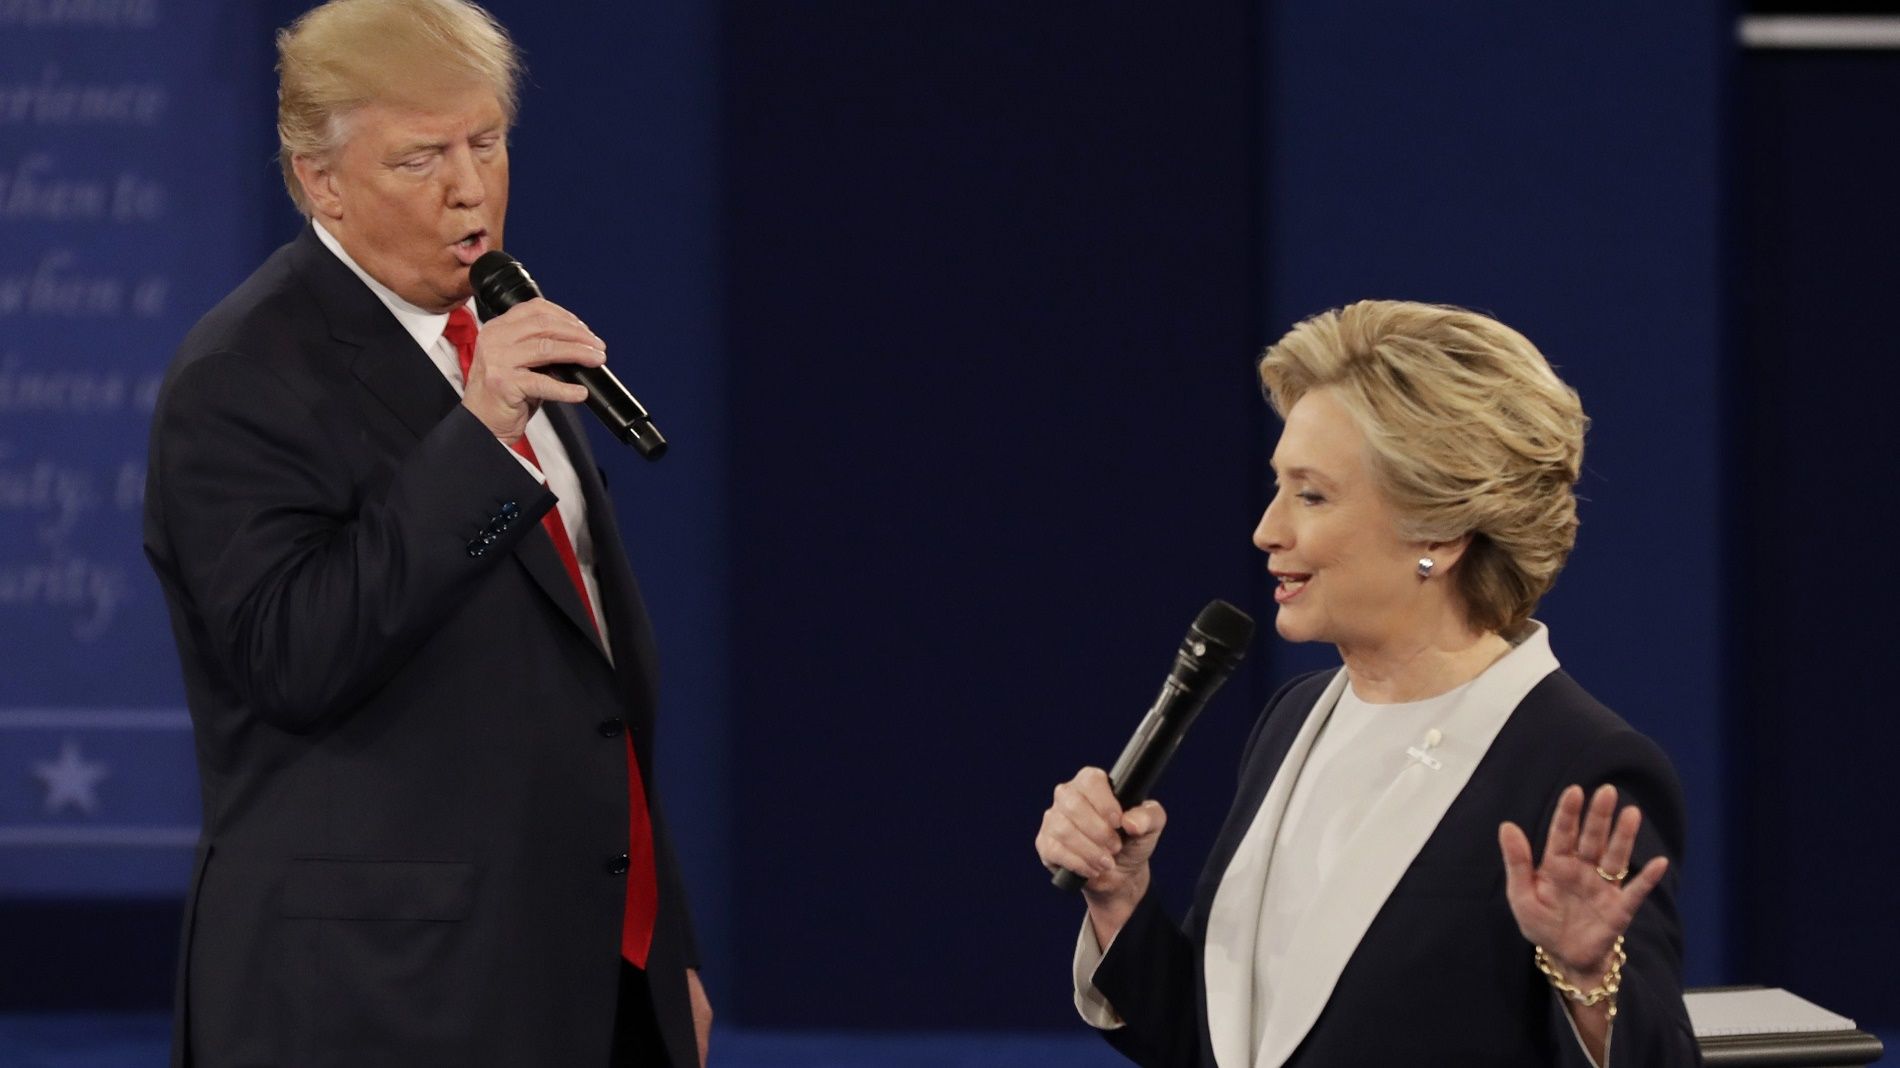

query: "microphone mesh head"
(469, 250), (539, 321)
(1192, 599), (1254, 651)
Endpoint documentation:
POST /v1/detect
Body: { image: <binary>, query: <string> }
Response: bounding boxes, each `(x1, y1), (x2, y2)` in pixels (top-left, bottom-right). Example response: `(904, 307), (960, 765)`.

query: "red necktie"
(445, 307), (658, 967)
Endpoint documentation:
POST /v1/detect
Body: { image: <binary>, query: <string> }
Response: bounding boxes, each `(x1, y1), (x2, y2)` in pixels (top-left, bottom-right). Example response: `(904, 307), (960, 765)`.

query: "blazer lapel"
(496, 405), (608, 663)
(514, 499), (611, 661)
(1247, 626), (1562, 1068)
(348, 339), (459, 441)
(1201, 668), (1348, 1068)
(546, 403), (656, 673)
(287, 226), (460, 441)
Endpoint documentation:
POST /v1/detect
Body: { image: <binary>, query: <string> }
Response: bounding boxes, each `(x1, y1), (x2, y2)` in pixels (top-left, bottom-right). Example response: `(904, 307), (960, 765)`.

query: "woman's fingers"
(1038, 832), (1111, 879)
(1498, 821), (1536, 899)
(1544, 782), (1624, 868)
(1504, 783), (1673, 959)
(1542, 784), (1584, 860)
(1038, 768), (1126, 876)
(1070, 767), (1123, 822)
(1036, 803), (1114, 877)
(1114, 800), (1169, 869)
(1574, 784), (1619, 863)
(1616, 854), (1670, 918)
(1055, 773), (1122, 848)
(1122, 799), (1166, 840)
(1594, 802), (1643, 882)
(1580, 785), (1614, 858)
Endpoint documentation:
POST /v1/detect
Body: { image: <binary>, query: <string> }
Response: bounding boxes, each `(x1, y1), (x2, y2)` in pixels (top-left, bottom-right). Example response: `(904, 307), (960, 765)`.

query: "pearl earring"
(1416, 557), (1435, 579)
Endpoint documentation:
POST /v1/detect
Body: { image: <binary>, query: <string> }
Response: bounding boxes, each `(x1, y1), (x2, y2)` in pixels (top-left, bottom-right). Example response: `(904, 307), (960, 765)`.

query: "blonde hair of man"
(1258, 299), (1589, 636)
(275, 0), (522, 216)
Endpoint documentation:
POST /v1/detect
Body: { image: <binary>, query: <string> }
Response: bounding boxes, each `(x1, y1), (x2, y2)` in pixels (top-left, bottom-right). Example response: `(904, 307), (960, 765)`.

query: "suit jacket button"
(500, 501), (520, 518)
(607, 854), (629, 875)
(598, 719), (624, 738)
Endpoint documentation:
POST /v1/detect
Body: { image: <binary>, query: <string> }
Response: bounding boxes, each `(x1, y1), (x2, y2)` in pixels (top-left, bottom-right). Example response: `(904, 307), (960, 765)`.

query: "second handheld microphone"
(1051, 599), (1254, 892)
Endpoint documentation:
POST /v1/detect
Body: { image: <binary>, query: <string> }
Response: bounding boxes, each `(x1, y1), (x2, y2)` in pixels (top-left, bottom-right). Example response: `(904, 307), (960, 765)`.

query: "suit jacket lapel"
(287, 226), (460, 441)
(516, 499), (611, 661)
(546, 403), (652, 675)
(346, 332), (459, 443)
(1200, 668), (1347, 1068)
(493, 405), (609, 663)
(1194, 673), (1336, 913)
(1238, 626), (1562, 1068)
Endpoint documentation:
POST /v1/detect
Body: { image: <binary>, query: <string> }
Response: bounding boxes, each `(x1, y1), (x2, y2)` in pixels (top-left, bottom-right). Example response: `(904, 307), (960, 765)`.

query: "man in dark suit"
(141, 1), (708, 1064)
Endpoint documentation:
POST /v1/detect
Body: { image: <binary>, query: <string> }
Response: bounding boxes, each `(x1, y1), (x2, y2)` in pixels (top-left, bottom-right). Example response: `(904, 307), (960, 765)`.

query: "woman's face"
(1253, 386), (1437, 653)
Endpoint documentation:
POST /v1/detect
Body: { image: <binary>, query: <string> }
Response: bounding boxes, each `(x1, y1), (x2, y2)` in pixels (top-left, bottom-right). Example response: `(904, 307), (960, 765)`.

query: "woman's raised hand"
(1498, 783), (1669, 981)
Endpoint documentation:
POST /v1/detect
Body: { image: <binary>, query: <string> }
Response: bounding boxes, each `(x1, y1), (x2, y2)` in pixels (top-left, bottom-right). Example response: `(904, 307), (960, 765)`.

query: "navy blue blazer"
(1090, 668), (1701, 1067)
(144, 225), (698, 1068)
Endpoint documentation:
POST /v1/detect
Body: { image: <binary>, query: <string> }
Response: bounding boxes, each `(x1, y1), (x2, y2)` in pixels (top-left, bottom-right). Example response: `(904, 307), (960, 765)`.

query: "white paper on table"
(1684, 988), (1858, 1037)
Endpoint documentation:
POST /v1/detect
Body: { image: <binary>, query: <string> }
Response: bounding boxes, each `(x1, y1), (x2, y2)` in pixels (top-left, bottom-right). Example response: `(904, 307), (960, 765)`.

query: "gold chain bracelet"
(1533, 935), (1626, 1020)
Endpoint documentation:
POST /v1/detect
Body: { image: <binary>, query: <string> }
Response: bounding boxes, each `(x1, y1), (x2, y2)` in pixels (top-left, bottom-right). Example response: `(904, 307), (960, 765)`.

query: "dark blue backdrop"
(1735, 44), (1900, 1022)
(3, 0), (1894, 1042)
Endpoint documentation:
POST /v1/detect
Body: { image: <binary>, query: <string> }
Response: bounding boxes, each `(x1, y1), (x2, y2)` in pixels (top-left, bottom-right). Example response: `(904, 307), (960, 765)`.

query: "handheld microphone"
(1051, 599), (1254, 891)
(469, 250), (667, 460)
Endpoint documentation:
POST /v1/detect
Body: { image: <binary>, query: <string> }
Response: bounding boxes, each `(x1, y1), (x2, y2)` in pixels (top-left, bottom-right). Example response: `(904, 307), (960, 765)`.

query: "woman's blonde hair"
(275, 0), (522, 215)
(1258, 300), (1588, 636)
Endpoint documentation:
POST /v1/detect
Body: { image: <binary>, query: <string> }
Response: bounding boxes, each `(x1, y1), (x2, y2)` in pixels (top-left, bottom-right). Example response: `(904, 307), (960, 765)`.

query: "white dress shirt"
(1247, 680), (1466, 1051)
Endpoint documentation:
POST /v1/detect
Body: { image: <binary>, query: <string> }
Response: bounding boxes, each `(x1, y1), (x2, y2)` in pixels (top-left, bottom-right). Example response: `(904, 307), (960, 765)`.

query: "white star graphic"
(33, 737), (111, 816)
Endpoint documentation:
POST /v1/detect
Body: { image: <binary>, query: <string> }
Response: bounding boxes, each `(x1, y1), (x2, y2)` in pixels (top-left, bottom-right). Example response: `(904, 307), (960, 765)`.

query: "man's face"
(299, 83), (509, 312)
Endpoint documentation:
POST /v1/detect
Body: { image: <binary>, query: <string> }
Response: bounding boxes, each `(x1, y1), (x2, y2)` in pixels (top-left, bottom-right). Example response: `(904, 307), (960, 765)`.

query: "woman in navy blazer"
(1036, 301), (1699, 1067)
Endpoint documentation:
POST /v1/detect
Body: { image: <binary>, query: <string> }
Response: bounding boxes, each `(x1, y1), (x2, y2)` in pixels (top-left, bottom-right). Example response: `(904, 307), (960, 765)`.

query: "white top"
(310, 221), (610, 654)
(1248, 680), (1467, 1050)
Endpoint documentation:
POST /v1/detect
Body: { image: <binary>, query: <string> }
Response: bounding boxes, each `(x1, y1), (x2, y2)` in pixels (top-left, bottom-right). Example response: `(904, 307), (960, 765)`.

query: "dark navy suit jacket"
(1091, 668), (1701, 1067)
(144, 225), (698, 1068)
